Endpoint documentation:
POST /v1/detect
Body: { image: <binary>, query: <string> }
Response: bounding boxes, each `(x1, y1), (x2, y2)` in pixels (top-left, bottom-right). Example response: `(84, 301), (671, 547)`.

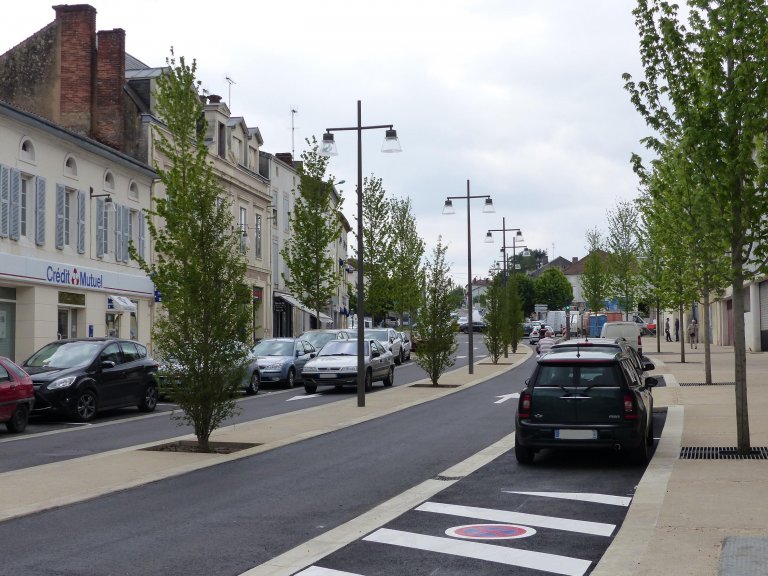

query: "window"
(254, 214), (262, 259)
(20, 139), (35, 163)
(218, 122), (226, 158)
(20, 176), (30, 237)
(239, 206), (247, 253)
(128, 181), (139, 201)
(283, 196), (290, 231)
(232, 137), (242, 164)
(55, 186), (83, 251)
(64, 156), (77, 177)
(104, 171), (115, 191)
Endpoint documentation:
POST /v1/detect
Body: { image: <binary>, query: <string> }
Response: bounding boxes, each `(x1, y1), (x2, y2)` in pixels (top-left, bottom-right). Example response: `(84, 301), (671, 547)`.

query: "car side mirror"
(644, 376), (658, 388)
(101, 360), (116, 369)
(372, 350), (380, 358)
(643, 360), (655, 371)
(309, 353), (316, 358)
(296, 350), (301, 357)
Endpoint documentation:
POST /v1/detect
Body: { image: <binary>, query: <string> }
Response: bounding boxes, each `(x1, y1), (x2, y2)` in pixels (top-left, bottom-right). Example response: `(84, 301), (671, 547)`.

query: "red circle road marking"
(445, 523), (537, 540)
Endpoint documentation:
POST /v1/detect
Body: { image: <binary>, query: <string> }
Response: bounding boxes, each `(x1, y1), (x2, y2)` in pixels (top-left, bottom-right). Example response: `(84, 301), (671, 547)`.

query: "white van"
(600, 321), (643, 355)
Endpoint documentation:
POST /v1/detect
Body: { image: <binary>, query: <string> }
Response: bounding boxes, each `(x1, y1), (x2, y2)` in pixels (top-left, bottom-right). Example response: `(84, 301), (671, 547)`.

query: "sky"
(1, 0), (652, 285)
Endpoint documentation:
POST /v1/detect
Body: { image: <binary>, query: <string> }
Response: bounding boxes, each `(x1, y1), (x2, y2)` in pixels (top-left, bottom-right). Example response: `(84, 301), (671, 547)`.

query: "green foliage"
(413, 238), (458, 385)
(580, 228), (610, 312)
(534, 268), (573, 311)
(281, 137), (341, 324)
(447, 285), (466, 311)
(360, 175), (395, 323)
(133, 50), (251, 451)
(514, 273), (536, 316)
(507, 276), (525, 353)
(389, 197), (426, 326)
(482, 275), (506, 363)
(605, 201), (643, 318)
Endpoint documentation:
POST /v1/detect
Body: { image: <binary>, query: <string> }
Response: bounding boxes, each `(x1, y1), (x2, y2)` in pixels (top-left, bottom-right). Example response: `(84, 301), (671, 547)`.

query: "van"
(599, 321), (643, 355)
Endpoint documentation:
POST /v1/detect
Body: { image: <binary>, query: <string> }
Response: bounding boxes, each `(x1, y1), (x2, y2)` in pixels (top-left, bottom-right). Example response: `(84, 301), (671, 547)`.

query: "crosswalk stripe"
(295, 567), (363, 576)
(504, 491), (632, 507)
(416, 502), (615, 537)
(364, 528), (591, 576)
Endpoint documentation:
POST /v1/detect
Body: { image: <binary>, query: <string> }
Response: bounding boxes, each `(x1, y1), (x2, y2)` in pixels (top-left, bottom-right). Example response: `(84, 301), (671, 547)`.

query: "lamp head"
(482, 198), (495, 213)
(516, 230), (524, 242)
(319, 132), (338, 157)
(442, 199), (455, 215)
(381, 129), (402, 153)
(484, 231), (494, 244)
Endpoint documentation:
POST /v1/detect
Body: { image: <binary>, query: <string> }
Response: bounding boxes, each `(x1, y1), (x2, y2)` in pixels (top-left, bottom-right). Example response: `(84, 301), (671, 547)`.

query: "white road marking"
(495, 392), (519, 404)
(416, 502), (615, 537)
(364, 528), (591, 576)
(504, 491), (632, 507)
(287, 394), (322, 401)
(295, 567), (363, 576)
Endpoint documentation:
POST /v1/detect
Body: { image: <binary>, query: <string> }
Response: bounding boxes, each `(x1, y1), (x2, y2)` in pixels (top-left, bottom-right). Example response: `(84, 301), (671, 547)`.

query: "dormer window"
(64, 155), (78, 178)
(20, 138), (35, 163)
(128, 181), (139, 201)
(104, 171), (115, 191)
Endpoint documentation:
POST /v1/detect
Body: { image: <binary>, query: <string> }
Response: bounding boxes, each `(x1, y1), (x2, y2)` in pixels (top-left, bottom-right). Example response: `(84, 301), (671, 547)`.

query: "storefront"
(0, 252), (153, 363)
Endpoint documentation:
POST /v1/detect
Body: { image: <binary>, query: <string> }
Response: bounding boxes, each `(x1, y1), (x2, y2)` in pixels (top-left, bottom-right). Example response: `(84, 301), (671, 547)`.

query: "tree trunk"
(703, 288), (712, 385)
(679, 303), (686, 363)
(732, 260), (751, 454)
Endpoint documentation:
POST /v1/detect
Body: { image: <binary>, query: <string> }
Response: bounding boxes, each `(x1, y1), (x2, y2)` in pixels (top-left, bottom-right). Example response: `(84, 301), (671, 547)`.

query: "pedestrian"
(687, 318), (698, 349)
(674, 318), (680, 342)
(665, 318), (672, 342)
(537, 330), (557, 356)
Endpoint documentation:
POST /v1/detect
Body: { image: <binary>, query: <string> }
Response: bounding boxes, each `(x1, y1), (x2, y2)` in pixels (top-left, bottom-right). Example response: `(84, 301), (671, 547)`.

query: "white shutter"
(0, 165), (9, 238)
(55, 184), (65, 249)
(35, 177), (46, 246)
(96, 198), (105, 257)
(9, 169), (20, 240)
(122, 205), (130, 262)
(77, 189), (86, 253)
(114, 204), (122, 261)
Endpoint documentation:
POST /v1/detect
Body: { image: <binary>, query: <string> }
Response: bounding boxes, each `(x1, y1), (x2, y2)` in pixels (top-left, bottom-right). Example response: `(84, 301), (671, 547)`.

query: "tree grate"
(679, 381), (735, 386)
(680, 446), (768, 460)
(432, 475), (464, 481)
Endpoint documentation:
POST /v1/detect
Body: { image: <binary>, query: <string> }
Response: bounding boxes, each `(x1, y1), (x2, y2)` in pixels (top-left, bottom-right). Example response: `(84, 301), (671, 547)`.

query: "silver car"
(364, 328), (404, 365)
(301, 339), (395, 394)
(242, 338), (316, 394)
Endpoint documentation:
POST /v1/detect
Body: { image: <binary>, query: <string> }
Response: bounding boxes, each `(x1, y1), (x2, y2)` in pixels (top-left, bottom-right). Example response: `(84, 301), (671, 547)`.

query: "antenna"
(291, 107), (298, 159)
(225, 76), (236, 108)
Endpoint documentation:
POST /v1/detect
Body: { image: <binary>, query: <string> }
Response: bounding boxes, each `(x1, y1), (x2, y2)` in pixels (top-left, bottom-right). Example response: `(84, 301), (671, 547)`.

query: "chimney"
(55, 4), (97, 135)
(208, 94), (222, 104)
(572, 257), (578, 263)
(275, 152), (293, 165)
(94, 28), (125, 150)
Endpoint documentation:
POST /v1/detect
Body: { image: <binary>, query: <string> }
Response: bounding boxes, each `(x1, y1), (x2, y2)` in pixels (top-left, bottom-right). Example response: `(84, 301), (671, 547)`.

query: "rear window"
(534, 363), (621, 388)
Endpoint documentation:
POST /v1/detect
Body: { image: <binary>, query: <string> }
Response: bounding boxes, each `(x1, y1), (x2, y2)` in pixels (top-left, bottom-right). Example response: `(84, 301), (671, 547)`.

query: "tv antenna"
(225, 76), (236, 108)
(291, 107), (298, 159)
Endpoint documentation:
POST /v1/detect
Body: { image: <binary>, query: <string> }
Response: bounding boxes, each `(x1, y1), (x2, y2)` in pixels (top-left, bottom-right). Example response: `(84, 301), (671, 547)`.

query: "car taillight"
(623, 393), (638, 420)
(518, 391), (532, 419)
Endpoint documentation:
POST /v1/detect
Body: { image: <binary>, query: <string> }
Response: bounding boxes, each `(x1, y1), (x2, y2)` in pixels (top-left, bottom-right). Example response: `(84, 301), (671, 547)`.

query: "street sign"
(534, 304), (548, 312)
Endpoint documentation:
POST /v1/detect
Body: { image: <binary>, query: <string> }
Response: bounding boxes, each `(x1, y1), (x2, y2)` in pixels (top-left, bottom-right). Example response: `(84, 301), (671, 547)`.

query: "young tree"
(360, 175), (395, 324)
(625, 0), (768, 452)
(605, 200), (643, 318)
(282, 137), (342, 327)
(507, 275), (525, 353)
(580, 228), (611, 313)
(535, 268), (573, 311)
(515, 274), (537, 317)
(133, 52), (251, 452)
(389, 197), (425, 328)
(482, 274), (506, 363)
(414, 238), (458, 385)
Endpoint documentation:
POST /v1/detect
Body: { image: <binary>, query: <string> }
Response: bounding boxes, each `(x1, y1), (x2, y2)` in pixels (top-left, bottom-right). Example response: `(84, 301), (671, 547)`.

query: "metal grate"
(679, 381), (735, 387)
(432, 475), (464, 481)
(680, 446), (768, 460)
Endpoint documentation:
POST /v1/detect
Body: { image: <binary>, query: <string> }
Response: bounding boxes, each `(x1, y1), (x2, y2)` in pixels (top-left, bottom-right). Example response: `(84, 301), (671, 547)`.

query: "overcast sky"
(2, 1), (651, 284)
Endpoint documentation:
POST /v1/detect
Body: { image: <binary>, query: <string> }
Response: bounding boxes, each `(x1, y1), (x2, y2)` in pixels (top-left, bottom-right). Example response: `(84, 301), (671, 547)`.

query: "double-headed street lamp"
(319, 100), (401, 407)
(485, 221), (523, 358)
(443, 181), (494, 375)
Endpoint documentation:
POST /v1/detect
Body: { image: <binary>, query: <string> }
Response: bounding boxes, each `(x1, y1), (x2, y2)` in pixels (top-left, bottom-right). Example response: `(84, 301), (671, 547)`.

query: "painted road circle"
(445, 523), (537, 540)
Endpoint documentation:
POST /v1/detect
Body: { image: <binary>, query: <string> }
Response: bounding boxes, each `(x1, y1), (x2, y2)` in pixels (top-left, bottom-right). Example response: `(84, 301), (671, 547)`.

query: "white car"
(364, 328), (404, 365)
(301, 338), (395, 394)
(398, 331), (412, 361)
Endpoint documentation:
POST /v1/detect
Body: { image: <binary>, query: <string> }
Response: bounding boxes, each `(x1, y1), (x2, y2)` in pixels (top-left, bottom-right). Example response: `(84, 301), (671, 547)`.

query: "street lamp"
(319, 100), (401, 407)
(485, 221), (523, 358)
(443, 181), (494, 375)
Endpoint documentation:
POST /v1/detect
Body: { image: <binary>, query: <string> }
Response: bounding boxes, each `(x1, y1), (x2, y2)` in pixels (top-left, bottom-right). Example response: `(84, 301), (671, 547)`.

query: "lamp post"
(319, 100), (401, 407)
(485, 221), (523, 358)
(443, 181), (494, 375)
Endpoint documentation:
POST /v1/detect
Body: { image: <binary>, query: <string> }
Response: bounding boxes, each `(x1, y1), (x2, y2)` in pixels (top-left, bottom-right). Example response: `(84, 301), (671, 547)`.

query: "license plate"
(319, 374), (337, 379)
(555, 429), (597, 440)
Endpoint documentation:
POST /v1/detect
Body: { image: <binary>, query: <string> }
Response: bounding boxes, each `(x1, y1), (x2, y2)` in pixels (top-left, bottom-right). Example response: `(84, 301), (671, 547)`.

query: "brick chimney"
(94, 28), (125, 149)
(54, 4), (97, 135)
(275, 153), (293, 165)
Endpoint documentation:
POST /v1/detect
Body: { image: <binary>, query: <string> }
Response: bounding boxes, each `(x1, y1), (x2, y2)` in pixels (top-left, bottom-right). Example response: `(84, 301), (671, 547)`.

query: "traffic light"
(565, 304), (570, 312)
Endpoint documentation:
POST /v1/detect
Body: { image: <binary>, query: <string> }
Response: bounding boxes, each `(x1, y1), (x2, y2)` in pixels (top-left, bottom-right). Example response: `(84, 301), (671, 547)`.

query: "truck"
(545, 310), (567, 335)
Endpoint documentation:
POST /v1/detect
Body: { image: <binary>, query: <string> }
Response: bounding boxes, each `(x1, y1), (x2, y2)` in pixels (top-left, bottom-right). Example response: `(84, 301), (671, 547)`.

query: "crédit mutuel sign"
(47, 265), (104, 288)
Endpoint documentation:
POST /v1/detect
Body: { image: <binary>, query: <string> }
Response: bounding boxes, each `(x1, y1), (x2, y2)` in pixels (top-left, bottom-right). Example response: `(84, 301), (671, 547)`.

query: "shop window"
(130, 310), (138, 340)
(106, 313), (120, 338)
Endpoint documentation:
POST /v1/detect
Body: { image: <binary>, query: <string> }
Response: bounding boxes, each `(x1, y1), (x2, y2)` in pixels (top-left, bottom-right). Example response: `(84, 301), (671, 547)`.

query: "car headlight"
(261, 362), (282, 371)
(48, 376), (77, 390)
(302, 365), (318, 373)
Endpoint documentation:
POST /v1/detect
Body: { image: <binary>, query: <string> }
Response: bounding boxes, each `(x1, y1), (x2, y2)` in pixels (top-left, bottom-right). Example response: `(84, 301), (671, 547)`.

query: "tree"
(625, 0), (768, 453)
(482, 274), (506, 363)
(605, 200), (643, 318)
(360, 175), (395, 324)
(282, 137), (342, 327)
(507, 275), (525, 353)
(414, 238), (458, 385)
(133, 51), (251, 452)
(535, 268), (573, 311)
(515, 274), (537, 317)
(580, 229), (611, 313)
(389, 197), (425, 328)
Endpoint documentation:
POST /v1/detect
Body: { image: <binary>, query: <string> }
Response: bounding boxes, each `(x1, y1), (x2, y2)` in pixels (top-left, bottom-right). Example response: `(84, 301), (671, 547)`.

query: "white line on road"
(364, 528), (592, 576)
(504, 491), (632, 507)
(287, 394), (322, 401)
(495, 392), (519, 404)
(295, 567), (364, 576)
(416, 502), (616, 537)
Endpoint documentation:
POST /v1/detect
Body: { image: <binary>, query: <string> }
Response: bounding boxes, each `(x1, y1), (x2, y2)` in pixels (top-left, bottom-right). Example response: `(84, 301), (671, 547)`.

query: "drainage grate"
(679, 381), (735, 387)
(680, 446), (768, 460)
(432, 475), (464, 481)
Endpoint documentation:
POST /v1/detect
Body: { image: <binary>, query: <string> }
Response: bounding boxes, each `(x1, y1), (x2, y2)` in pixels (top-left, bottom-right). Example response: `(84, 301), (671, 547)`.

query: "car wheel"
(394, 349), (402, 365)
(646, 413), (655, 445)
(383, 366), (394, 387)
(632, 428), (650, 464)
(74, 389), (98, 422)
(398, 349), (405, 365)
(138, 384), (158, 412)
(246, 371), (260, 396)
(365, 370), (373, 392)
(515, 436), (535, 465)
(304, 383), (317, 394)
(286, 368), (296, 389)
(6, 404), (29, 433)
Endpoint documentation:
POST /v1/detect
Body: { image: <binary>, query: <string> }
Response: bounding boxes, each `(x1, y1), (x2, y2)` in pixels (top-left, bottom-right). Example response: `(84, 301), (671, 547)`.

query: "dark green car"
(515, 348), (657, 465)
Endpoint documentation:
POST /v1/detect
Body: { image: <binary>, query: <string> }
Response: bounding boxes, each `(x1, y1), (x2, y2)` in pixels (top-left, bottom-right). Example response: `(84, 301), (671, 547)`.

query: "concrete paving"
(2, 337), (768, 575)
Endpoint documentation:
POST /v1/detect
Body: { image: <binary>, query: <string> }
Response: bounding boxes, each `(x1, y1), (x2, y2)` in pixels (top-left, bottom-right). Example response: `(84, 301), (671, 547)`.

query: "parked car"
(398, 331), (412, 361)
(0, 356), (35, 433)
(299, 329), (351, 352)
(23, 338), (159, 422)
(549, 337), (655, 375)
(365, 328), (404, 365)
(459, 320), (486, 333)
(243, 338), (317, 392)
(301, 338), (395, 394)
(515, 348), (657, 465)
(600, 321), (643, 356)
(528, 325), (552, 345)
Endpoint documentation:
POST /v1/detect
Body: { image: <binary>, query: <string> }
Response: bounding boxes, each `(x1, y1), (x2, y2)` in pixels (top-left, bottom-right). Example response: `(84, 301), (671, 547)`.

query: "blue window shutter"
(9, 169), (20, 240)
(0, 165), (9, 238)
(138, 209), (145, 259)
(35, 177), (46, 246)
(55, 184), (65, 249)
(77, 189), (86, 254)
(122, 205), (130, 262)
(96, 198), (104, 257)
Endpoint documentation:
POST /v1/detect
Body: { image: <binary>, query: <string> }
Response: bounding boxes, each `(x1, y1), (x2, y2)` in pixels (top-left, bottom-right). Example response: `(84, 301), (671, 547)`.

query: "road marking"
(364, 528), (591, 576)
(416, 502), (616, 537)
(287, 394), (322, 401)
(504, 491), (632, 507)
(495, 392), (519, 404)
(445, 523), (536, 540)
(295, 567), (363, 576)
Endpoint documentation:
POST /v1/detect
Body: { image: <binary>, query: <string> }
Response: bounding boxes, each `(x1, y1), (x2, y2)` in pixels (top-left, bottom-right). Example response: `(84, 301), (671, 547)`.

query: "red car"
(0, 356), (35, 433)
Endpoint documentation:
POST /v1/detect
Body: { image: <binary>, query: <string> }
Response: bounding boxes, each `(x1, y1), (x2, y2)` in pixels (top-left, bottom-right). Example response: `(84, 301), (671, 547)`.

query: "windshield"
(24, 341), (102, 369)
(302, 332), (336, 349)
(364, 329), (389, 341)
(536, 364), (619, 388)
(251, 340), (294, 356)
(319, 340), (368, 357)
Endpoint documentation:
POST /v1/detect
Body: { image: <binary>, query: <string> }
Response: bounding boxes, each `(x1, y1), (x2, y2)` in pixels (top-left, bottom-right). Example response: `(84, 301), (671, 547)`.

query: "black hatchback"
(23, 338), (159, 422)
(515, 348), (657, 465)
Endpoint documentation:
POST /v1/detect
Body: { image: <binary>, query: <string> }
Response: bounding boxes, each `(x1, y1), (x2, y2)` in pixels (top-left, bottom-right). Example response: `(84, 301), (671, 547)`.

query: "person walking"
(687, 318), (698, 349)
(665, 318), (672, 342)
(674, 317), (680, 342)
(536, 330), (557, 356)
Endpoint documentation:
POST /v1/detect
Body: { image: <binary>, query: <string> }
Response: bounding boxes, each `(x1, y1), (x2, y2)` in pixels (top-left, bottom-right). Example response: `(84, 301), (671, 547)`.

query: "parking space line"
(364, 528), (592, 576)
(503, 491), (632, 507)
(416, 502), (616, 537)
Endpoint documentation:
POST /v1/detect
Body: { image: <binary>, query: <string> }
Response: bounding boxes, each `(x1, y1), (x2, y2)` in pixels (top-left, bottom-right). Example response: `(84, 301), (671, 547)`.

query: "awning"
(275, 292), (305, 310)
(318, 313), (332, 323)
(108, 295), (137, 313)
